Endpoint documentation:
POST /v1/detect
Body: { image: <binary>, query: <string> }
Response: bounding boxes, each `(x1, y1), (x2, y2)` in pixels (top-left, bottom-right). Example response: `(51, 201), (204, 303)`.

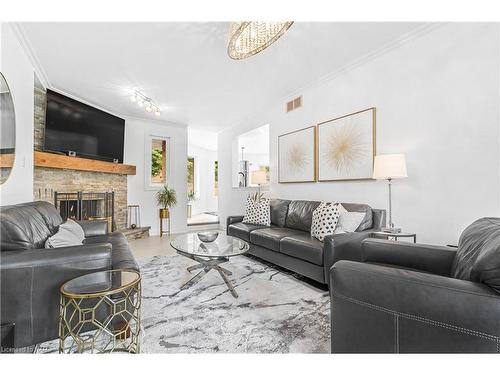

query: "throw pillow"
(334, 204), (367, 234)
(45, 219), (85, 248)
(311, 202), (341, 241)
(243, 196), (271, 226)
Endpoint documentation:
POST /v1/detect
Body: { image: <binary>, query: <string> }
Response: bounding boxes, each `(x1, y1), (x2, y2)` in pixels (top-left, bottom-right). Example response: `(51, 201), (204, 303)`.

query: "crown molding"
(219, 22), (446, 134)
(124, 115), (188, 129)
(282, 22), (445, 101)
(9, 22), (52, 89)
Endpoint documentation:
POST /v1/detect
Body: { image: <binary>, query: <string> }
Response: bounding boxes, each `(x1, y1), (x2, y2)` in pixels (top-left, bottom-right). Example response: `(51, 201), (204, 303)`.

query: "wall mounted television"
(44, 89), (125, 163)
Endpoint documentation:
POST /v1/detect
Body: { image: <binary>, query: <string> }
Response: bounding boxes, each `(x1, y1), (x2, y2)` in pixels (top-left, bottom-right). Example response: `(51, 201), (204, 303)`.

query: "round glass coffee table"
(170, 232), (249, 298)
(59, 269), (141, 353)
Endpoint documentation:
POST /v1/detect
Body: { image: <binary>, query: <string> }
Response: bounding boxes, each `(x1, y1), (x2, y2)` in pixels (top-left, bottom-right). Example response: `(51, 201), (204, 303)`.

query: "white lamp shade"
(251, 170), (268, 185)
(373, 154), (407, 179)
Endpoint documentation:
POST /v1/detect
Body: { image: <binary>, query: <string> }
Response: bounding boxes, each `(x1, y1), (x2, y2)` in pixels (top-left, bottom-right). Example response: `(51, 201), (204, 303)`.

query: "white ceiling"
(20, 22), (425, 132)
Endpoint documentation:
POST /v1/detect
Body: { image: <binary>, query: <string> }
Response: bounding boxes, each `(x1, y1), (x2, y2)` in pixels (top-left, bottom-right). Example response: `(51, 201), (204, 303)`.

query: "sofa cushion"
(335, 204), (366, 234)
(285, 200), (321, 232)
(227, 222), (267, 242)
(280, 233), (324, 266)
(243, 196), (270, 226)
(45, 219), (85, 248)
(311, 202), (341, 241)
(250, 227), (304, 251)
(451, 217), (500, 292)
(340, 203), (373, 231)
(270, 199), (291, 227)
(85, 232), (138, 270)
(0, 201), (63, 251)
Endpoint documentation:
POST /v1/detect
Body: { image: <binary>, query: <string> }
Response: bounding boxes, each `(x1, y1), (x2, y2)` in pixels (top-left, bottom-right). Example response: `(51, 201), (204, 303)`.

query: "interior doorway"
(187, 128), (219, 227)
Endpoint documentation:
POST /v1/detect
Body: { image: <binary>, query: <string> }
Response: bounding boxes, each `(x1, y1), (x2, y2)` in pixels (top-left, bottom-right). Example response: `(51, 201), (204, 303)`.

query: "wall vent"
(286, 96), (302, 112)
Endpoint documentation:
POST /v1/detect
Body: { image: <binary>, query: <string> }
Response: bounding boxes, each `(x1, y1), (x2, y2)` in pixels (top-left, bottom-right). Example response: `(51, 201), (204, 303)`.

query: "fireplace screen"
(54, 191), (115, 231)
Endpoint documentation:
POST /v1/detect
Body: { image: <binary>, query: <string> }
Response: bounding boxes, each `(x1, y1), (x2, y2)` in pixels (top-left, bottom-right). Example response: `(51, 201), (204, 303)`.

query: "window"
(146, 136), (170, 188)
(187, 157), (195, 195)
(214, 160), (218, 197)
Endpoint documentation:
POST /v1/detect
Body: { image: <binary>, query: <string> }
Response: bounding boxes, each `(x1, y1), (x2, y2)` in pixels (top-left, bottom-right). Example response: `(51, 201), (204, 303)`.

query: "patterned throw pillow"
(311, 202), (341, 241)
(243, 196), (271, 226)
(334, 204), (366, 234)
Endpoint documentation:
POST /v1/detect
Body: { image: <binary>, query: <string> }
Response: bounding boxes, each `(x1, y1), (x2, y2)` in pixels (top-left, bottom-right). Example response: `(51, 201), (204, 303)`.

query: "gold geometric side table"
(59, 269), (141, 354)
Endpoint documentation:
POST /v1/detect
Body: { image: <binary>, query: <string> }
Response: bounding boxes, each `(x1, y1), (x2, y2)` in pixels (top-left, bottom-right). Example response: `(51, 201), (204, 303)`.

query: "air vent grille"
(286, 96), (302, 112)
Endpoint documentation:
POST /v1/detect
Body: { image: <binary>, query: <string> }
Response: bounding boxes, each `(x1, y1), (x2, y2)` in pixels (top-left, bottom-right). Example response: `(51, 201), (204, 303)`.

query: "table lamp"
(373, 154), (407, 233)
(251, 170), (268, 195)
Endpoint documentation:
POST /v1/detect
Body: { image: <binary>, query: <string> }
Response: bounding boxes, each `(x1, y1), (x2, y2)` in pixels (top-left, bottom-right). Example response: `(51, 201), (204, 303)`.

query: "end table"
(371, 231), (417, 243)
(59, 269), (141, 353)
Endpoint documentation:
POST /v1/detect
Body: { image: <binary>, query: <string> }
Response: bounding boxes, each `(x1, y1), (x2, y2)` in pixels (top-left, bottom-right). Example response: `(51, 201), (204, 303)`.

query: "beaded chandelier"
(228, 22), (294, 60)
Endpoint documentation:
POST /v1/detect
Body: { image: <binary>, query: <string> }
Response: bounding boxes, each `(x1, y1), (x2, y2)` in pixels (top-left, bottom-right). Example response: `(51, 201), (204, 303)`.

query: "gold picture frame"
(316, 107), (376, 182)
(278, 125), (317, 183)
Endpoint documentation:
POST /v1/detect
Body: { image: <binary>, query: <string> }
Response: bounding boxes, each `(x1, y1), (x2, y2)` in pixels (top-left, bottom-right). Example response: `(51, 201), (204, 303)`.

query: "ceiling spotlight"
(130, 90), (160, 116)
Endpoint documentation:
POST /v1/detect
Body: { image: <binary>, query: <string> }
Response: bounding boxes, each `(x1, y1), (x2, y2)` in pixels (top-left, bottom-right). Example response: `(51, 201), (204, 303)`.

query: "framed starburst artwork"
(278, 125), (317, 183)
(317, 108), (376, 181)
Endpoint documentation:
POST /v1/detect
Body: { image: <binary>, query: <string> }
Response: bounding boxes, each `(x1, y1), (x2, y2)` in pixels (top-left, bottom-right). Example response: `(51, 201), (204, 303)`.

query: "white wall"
(219, 23), (500, 245)
(0, 23), (34, 205)
(125, 117), (188, 235)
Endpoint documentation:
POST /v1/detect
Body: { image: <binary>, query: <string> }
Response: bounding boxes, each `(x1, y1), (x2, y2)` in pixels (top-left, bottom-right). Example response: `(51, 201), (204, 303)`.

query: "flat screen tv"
(44, 89), (125, 163)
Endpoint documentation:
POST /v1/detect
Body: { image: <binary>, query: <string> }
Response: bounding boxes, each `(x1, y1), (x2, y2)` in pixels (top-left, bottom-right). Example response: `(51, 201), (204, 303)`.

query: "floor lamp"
(373, 154), (408, 233)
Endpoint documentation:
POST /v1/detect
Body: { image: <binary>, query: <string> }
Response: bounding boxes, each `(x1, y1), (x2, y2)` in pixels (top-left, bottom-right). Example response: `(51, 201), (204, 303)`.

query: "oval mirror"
(0, 72), (16, 185)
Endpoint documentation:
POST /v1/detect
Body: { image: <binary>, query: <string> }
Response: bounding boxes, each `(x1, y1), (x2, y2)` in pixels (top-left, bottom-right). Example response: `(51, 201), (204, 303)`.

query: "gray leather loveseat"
(0, 201), (139, 348)
(227, 199), (385, 285)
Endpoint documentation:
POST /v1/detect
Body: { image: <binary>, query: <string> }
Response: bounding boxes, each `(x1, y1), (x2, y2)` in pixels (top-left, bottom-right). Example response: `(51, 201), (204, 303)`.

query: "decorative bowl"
(197, 231), (219, 243)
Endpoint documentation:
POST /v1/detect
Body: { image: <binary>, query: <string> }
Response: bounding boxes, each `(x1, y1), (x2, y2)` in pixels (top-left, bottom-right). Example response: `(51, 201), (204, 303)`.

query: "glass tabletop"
(170, 232), (249, 258)
(61, 270), (140, 297)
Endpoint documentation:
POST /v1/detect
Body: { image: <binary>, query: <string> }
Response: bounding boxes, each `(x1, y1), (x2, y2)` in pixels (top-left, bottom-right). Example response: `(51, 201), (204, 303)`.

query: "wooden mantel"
(34, 151), (136, 175)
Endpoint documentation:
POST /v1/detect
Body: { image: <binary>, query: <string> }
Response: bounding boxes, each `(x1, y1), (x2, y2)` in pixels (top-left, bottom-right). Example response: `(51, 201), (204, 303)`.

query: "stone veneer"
(34, 76), (46, 151)
(34, 168), (128, 229)
(33, 75), (128, 229)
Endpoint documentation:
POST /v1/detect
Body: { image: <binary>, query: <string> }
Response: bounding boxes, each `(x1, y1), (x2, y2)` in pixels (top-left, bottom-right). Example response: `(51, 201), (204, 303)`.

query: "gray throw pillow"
(45, 219), (85, 248)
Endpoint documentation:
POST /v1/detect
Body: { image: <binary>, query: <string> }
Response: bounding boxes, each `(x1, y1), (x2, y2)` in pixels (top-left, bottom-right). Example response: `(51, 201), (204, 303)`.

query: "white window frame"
(145, 134), (171, 190)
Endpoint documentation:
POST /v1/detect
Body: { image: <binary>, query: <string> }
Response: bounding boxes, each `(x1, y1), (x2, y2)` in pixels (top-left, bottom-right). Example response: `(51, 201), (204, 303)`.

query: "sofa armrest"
(77, 220), (108, 237)
(330, 260), (500, 353)
(361, 238), (456, 277)
(0, 244), (112, 347)
(1, 243), (112, 269)
(323, 231), (373, 285)
(226, 215), (244, 230)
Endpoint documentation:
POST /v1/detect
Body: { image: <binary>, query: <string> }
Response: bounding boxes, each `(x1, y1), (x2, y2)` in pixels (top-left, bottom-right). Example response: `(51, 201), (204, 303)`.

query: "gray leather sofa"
(0, 201), (139, 348)
(330, 217), (500, 353)
(227, 199), (385, 285)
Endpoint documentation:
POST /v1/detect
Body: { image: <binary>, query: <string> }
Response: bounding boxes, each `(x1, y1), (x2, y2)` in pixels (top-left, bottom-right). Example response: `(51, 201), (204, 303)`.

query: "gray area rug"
(37, 254), (330, 353)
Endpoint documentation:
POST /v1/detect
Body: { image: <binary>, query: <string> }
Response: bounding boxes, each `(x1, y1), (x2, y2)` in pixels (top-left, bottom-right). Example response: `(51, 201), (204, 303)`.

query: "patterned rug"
(37, 254), (330, 353)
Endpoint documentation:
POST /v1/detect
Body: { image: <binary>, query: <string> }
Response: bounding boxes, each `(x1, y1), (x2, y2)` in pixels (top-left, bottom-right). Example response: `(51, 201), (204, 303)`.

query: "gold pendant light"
(228, 22), (294, 60)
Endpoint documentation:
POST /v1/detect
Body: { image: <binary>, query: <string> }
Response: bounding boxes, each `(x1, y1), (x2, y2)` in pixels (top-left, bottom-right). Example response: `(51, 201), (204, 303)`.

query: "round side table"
(59, 269), (141, 354)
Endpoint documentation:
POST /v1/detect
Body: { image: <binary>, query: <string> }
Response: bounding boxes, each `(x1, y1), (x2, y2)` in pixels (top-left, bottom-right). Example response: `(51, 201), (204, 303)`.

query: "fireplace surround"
(54, 191), (115, 231)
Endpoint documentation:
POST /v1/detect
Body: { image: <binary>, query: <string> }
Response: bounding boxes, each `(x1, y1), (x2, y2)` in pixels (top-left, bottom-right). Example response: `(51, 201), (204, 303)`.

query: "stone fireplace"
(34, 167), (128, 229)
(33, 77), (131, 230)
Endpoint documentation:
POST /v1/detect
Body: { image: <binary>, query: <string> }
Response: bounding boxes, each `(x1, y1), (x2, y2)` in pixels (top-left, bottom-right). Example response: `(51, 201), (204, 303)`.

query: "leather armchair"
(0, 202), (135, 348)
(1, 244), (112, 347)
(330, 234), (500, 353)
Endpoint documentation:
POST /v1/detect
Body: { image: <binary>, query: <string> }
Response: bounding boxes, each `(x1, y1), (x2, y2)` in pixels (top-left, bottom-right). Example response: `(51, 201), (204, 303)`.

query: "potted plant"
(187, 191), (195, 218)
(156, 184), (177, 222)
